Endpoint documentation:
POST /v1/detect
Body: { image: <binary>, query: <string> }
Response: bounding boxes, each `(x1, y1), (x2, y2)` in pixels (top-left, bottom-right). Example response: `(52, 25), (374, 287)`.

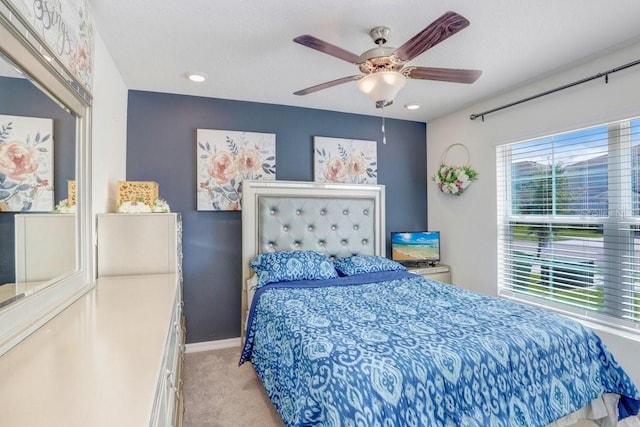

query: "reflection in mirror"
(0, 52), (77, 308)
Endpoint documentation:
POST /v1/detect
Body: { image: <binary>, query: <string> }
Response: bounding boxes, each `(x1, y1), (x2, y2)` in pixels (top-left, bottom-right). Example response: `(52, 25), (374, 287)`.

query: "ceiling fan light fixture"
(357, 71), (406, 107)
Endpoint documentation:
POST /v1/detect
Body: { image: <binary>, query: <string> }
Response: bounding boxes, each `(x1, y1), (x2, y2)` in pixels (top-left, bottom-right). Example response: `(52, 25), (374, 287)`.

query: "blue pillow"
(333, 255), (406, 276)
(250, 250), (338, 288)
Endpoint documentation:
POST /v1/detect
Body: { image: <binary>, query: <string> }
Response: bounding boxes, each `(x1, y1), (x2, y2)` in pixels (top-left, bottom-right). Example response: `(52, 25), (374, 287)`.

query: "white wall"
(90, 31), (128, 216)
(427, 41), (640, 384)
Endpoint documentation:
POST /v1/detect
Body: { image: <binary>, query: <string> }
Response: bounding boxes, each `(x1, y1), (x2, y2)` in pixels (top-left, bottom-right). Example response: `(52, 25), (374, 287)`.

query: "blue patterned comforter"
(240, 271), (640, 426)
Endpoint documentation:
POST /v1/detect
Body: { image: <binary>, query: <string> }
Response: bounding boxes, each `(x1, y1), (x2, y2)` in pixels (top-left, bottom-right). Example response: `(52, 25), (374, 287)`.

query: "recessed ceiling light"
(404, 103), (421, 110)
(187, 72), (207, 83)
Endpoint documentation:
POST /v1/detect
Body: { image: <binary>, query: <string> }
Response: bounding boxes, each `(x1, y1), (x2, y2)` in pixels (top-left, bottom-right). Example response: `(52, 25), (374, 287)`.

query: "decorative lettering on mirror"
(32, 0), (73, 56)
(10, 0), (94, 90)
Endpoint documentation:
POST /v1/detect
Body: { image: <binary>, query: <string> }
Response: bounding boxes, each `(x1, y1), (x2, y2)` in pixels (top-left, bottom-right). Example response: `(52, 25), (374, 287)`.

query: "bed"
(239, 180), (640, 427)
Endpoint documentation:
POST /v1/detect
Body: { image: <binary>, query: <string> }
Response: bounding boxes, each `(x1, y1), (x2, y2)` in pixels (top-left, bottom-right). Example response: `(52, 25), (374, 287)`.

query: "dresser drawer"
(150, 285), (184, 427)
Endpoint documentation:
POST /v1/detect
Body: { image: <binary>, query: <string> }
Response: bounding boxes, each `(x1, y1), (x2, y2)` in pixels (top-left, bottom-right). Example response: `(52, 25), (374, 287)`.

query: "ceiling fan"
(293, 11), (482, 108)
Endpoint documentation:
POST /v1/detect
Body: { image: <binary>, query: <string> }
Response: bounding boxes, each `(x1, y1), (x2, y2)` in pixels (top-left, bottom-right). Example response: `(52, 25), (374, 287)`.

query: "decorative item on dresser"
(117, 180), (159, 207)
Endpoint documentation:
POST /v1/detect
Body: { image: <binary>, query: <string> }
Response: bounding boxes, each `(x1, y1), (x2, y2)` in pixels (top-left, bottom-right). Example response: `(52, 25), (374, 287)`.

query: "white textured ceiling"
(89, 1), (640, 122)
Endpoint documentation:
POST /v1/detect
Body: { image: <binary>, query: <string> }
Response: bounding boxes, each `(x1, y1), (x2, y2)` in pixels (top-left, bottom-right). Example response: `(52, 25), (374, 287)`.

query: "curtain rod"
(469, 58), (640, 121)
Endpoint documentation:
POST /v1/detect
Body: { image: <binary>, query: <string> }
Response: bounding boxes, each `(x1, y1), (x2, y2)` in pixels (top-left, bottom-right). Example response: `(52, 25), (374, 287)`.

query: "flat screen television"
(391, 231), (440, 266)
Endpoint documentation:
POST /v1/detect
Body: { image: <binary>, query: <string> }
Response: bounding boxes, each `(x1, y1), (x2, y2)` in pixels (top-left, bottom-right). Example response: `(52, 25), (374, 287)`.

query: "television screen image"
(391, 231), (440, 265)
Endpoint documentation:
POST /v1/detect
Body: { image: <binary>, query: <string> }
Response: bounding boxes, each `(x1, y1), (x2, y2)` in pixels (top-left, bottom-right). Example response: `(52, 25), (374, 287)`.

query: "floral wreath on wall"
(432, 143), (478, 196)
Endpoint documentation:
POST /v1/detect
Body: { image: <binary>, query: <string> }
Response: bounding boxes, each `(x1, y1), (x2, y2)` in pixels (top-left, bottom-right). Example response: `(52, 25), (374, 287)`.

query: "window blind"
(497, 118), (640, 332)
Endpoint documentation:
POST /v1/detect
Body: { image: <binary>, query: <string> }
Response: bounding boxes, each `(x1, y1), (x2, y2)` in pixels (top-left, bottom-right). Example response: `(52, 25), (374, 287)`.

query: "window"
(497, 118), (640, 332)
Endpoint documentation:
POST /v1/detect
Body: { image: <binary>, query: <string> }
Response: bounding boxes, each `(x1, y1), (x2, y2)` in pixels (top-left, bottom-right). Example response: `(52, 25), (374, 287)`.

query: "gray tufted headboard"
(241, 180), (385, 337)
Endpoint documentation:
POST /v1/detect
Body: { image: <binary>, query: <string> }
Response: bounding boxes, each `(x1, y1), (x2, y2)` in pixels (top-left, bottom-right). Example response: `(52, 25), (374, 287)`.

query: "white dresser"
(0, 213), (186, 426)
(0, 273), (183, 427)
(0, 213), (184, 426)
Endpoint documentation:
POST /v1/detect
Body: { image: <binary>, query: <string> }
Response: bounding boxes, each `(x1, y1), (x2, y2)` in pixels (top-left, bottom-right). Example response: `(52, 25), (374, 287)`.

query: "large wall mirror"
(0, 55), (77, 305)
(0, 0), (93, 356)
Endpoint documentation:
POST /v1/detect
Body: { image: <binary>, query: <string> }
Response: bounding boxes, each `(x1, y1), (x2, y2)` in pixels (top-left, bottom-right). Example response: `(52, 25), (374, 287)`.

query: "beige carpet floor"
(182, 347), (603, 427)
(183, 346), (283, 427)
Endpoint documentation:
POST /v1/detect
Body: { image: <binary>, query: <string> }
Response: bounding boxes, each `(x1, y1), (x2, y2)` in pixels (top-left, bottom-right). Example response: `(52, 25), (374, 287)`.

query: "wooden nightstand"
(407, 264), (451, 284)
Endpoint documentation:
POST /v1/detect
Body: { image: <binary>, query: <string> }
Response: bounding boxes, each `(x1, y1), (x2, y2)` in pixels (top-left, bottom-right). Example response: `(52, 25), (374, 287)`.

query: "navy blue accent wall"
(127, 90), (427, 343)
(0, 77), (76, 284)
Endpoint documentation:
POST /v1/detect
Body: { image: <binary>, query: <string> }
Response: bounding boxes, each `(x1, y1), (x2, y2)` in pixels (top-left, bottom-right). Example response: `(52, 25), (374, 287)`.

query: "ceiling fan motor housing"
(359, 46), (403, 73)
(369, 26), (390, 45)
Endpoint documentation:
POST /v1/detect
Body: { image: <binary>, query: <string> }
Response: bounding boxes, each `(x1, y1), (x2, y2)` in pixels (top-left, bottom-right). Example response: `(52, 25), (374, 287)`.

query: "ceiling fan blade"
(393, 11), (470, 62)
(294, 35), (364, 65)
(406, 66), (482, 83)
(294, 75), (362, 95)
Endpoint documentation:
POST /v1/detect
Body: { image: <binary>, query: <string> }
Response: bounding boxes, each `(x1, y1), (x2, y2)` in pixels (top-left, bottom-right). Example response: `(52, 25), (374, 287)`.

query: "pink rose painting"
(0, 115), (54, 212)
(197, 129), (275, 211)
(314, 137), (377, 184)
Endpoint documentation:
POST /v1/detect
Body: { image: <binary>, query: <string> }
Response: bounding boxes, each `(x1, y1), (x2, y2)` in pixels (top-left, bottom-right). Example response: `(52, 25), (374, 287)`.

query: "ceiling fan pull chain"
(381, 108), (387, 144)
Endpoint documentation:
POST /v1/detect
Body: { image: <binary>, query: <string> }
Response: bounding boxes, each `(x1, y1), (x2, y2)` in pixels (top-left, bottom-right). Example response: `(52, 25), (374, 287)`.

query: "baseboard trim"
(185, 337), (241, 353)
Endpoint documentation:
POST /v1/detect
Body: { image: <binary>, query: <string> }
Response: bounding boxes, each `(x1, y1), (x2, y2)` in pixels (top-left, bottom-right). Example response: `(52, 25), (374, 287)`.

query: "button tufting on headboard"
(257, 195), (378, 259)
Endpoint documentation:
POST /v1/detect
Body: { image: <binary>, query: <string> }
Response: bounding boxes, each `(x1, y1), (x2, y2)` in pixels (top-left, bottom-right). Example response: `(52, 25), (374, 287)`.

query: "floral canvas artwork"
(314, 137), (377, 184)
(0, 115), (54, 212)
(197, 129), (276, 211)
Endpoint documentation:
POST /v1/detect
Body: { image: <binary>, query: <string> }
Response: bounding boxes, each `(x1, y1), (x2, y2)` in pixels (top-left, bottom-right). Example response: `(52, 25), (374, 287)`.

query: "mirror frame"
(0, 0), (93, 356)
